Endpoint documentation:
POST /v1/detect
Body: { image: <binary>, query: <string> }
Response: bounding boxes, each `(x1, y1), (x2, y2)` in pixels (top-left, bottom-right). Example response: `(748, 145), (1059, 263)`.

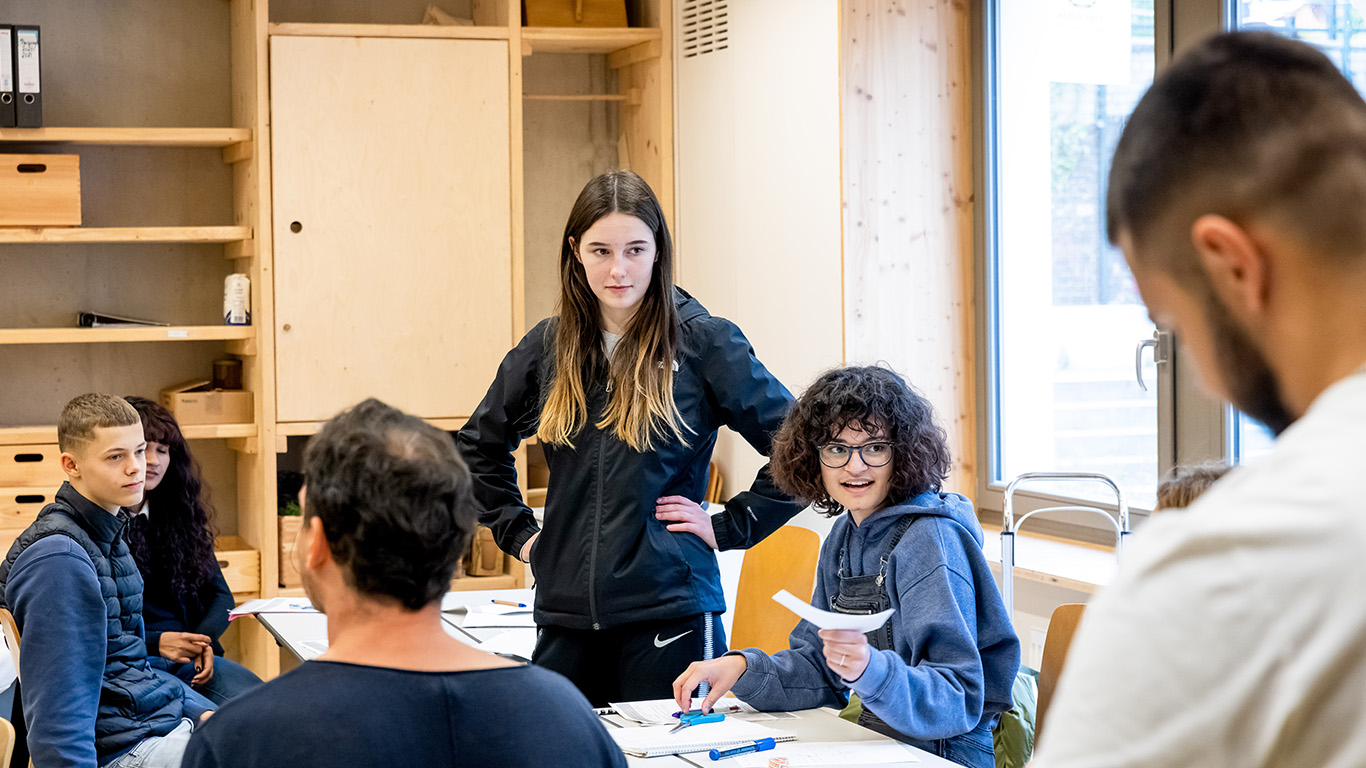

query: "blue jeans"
(905, 722), (996, 768)
(148, 655), (263, 707)
(106, 718), (194, 768)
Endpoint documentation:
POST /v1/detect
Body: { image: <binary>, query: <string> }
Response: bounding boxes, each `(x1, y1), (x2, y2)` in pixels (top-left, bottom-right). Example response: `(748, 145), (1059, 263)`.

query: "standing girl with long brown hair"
(458, 170), (801, 705)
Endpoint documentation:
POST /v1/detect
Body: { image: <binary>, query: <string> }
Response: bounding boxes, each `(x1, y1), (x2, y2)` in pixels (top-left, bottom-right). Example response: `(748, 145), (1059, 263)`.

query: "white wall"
(674, 0), (844, 503)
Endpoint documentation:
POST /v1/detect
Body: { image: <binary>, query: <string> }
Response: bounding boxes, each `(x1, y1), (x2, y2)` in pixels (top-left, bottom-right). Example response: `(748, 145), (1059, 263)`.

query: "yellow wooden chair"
(729, 525), (821, 655)
(1035, 603), (1087, 742)
(0, 606), (23, 768)
(704, 462), (724, 505)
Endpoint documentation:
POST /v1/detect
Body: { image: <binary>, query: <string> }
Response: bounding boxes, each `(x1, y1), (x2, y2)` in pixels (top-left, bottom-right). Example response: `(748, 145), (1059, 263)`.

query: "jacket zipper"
(589, 434), (604, 630)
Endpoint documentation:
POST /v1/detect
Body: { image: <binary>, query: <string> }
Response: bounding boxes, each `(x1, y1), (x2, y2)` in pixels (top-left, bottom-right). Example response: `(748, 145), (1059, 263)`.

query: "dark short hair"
(1108, 32), (1366, 272)
(770, 366), (951, 517)
(302, 398), (475, 610)
(1155, 461), (1231, 511)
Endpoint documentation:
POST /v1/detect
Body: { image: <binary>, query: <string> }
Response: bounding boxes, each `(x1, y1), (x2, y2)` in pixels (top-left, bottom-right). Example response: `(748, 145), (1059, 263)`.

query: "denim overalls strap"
(830, 513), (996, 768)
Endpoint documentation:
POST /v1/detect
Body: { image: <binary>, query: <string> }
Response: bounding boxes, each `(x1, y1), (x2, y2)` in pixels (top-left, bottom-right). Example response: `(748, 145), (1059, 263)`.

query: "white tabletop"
(254, 589), (956, 768)
(602, 706), (959, 767)
(253, 588), (537, 662)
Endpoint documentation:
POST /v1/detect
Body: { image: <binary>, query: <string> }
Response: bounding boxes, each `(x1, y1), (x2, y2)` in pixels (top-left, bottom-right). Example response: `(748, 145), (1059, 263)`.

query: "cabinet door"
(271, 36), (513, 423)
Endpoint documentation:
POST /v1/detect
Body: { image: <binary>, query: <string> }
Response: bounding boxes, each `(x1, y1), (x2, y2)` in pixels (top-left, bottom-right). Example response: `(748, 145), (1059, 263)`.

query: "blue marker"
(709, 738), (776, 761)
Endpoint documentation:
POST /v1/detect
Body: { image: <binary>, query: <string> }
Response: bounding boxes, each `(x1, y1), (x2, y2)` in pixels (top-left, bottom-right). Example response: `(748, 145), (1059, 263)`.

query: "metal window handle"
(1135, 331), (1168, 392)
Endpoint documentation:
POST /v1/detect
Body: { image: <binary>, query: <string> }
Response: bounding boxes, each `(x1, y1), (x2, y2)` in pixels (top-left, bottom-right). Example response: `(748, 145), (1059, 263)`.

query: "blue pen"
(491, 599), (528, 608)
(709, 738), (776, 761)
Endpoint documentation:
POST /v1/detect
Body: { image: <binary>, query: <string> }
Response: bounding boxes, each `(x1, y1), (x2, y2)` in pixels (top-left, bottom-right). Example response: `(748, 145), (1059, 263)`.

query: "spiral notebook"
(609, 720), (797, 758)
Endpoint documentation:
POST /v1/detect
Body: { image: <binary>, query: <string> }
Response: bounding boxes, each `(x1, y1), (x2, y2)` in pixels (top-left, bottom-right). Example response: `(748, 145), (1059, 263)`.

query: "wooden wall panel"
(841, 0), (977, 498)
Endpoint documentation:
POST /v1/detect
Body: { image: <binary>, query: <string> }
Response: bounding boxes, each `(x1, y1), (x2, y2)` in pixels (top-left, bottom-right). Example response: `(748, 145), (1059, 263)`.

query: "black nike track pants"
(532, 613), (727, 707)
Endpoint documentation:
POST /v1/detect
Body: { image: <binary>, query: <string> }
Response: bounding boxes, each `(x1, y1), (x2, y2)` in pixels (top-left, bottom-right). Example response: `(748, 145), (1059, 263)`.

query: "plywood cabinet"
(270, 35), (513, 423)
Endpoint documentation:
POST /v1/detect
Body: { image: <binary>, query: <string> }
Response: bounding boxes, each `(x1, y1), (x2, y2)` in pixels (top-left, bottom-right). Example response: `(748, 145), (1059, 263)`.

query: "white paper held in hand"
(771, 589), (894, 632)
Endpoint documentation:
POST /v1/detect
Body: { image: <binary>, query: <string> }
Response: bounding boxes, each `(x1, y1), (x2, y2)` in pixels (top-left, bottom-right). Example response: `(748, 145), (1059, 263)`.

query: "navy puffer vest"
(0, 483), (183, 756)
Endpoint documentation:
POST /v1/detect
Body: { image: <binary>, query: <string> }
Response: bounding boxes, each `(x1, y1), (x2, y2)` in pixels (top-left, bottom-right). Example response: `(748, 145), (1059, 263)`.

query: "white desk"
(602, 706), (960, 767)
(253, 588), (537, 662)
(255, 589), (957, 768)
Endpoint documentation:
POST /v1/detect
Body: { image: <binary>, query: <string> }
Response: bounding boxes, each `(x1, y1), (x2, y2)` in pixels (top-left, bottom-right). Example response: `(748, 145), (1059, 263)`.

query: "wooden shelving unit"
(3, 0), (672, 680)
(0, 226), (251, 244)
(0, 423), (255, 445)
(0, 126), (251, 148)
(0, 326), (254, 345)
(521, 26), (660, 54)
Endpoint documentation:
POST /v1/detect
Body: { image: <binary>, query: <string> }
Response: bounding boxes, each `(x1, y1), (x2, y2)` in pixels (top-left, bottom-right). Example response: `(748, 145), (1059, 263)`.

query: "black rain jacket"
(456, 287), (802, 630)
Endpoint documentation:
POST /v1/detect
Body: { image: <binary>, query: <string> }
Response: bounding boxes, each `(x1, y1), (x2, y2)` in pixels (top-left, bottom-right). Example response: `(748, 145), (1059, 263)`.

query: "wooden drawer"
(0, 487), (53, 530)
(0, 154), (82, 227)
(0, 444), (65, 488)
(214, 536), (260, 595)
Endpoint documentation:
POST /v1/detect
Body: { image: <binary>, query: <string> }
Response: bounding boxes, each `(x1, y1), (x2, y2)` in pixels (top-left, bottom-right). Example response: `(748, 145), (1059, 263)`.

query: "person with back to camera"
(1033, 31), (1366, 767)
(457, 170), (803, 705)
(122, 396), (263, 706)
(181, 398), (626, 768)
(673, 366), (1020, 768)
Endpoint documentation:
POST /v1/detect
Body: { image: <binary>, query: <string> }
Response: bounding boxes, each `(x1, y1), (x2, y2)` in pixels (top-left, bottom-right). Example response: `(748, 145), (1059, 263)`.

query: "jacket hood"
(673, 286), (709, 324)
(867, 490), (983, 547)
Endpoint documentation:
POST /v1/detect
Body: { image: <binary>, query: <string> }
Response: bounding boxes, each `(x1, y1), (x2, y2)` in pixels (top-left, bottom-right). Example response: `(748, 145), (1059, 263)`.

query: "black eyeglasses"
(817, 442), (893, 469)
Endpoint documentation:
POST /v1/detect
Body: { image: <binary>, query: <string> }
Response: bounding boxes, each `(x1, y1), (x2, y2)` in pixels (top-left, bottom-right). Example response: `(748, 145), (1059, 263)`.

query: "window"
(985, 0), (1160, 513)
(981, 1), (1366, 532)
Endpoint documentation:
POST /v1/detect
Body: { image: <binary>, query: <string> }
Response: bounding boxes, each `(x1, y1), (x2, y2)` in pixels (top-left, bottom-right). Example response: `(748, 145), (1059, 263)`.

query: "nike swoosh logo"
(654, 630), (693, 648)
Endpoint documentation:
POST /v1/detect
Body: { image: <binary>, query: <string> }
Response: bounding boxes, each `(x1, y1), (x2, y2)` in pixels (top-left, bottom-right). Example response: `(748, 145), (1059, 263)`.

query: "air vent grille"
(681, 0), (729, 58)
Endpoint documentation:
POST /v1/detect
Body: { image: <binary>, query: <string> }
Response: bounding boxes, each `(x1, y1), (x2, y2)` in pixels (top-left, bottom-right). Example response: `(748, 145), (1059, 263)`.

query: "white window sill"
(980, 524), (1117, 595)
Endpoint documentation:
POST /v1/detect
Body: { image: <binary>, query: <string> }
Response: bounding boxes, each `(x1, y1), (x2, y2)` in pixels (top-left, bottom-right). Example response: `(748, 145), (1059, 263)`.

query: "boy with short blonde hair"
(0, 394), (211, 768)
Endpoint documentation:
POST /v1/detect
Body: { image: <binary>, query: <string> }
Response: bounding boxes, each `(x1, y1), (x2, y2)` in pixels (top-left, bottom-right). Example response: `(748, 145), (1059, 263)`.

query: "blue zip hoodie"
(729, 492), (1020, 741)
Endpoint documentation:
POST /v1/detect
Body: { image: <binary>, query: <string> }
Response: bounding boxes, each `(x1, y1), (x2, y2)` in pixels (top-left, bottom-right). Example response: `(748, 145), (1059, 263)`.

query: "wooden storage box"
(214, 536), (260, 595)
(161, 380), (254, 425)
(278, 515), (302, 587)
(0, 444), (65, 488)
(466, 525), (505, 577)
(0, 154), (81, 226)
(0, 487), (52, 532)
(523, 0), (627, 27)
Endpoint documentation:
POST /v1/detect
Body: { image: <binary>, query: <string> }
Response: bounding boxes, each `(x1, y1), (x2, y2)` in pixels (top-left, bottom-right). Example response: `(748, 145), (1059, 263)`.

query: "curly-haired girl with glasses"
(673, 366), (1020, 768)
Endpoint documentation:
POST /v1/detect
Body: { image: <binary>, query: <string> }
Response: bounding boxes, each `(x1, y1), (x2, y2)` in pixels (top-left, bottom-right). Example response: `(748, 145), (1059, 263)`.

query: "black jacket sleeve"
(193, 567), (235, 644)
(455, 322), (548, 557)
(699, 318), (803, 550)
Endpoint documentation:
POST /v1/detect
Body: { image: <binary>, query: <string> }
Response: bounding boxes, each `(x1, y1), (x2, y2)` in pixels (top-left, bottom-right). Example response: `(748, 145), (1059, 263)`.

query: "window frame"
(972, 0), (1234, 543)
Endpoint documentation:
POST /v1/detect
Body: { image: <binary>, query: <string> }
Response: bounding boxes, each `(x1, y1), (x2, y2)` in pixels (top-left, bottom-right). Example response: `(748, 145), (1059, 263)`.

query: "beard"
(1204, 292), (1296, 436)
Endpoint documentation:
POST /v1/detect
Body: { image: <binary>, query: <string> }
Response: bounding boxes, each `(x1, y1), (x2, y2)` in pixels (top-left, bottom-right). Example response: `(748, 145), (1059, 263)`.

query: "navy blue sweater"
(182, 661), (627, 768)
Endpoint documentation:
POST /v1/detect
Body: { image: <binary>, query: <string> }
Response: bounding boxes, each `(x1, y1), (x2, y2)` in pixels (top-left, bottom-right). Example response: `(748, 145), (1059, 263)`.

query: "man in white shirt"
(1034, 31), (1366, 768)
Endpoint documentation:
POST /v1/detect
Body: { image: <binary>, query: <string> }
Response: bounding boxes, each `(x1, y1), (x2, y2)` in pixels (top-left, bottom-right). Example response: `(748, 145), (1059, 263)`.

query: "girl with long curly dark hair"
(673, 366), (1021, 768)
(124, 396), (262, 705)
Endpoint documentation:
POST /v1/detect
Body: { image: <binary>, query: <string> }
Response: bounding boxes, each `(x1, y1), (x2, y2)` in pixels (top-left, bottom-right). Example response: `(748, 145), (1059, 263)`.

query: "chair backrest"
(0, 609), (17, 683)
(1035, 603), (1087, 740)
(729, 525), (821, 655)
(704, 462), (724, 505)
(0, 714), (13, 768)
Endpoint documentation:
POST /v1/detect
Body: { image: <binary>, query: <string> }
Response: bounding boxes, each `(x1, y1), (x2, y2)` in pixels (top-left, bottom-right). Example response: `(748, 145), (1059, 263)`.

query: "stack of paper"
(228, 597), (318, 620)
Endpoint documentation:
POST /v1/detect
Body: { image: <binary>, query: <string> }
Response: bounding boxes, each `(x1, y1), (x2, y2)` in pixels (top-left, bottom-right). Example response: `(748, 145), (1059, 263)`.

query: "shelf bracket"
(227, 436), (260, 454)
(608, 39), (661, 70)
(224, 238), (256, 261)
(226, 337), (259, 357)
(222, 140), (254, 165)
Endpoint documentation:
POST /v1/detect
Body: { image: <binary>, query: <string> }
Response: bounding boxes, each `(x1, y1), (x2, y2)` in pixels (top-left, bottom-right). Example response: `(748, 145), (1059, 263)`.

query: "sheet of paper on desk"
(468, 603), (532, 616)
(732, 741), (918, 766)
(461, 611), (537, 628)
(477, 629), (537, 661)
(610, 698), (797, 725)
(773, 589), (894, 632)
(228, 597), (319, 620)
